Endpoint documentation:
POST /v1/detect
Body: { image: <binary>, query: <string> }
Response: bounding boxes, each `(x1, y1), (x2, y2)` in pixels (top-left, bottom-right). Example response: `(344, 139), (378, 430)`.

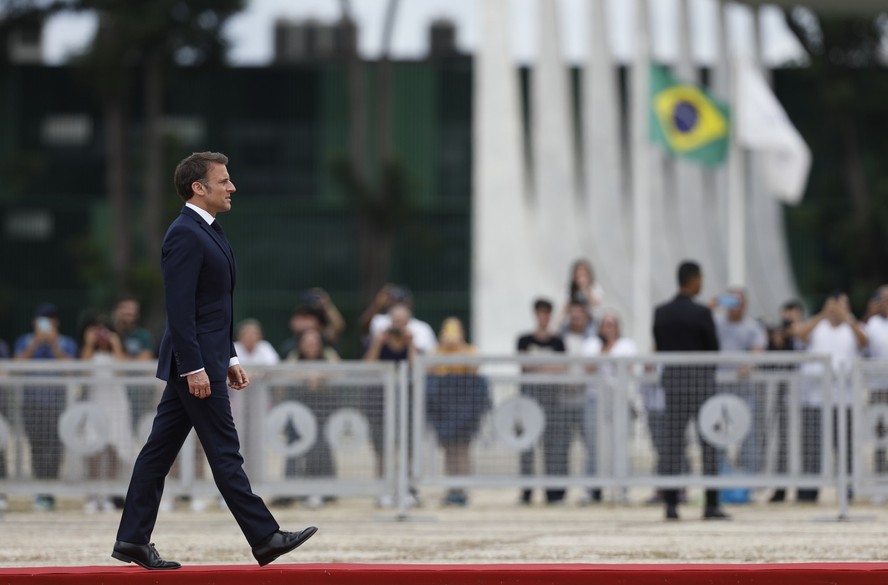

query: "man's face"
(567, 305), (589, 332)
(826, 294), (849, 326)
(535, 308), (551, 330)
(389, 305), (411, 330)
(114, 300), (139, 328)
(195, 163), (235, 216)
(781, 306), (802, 325)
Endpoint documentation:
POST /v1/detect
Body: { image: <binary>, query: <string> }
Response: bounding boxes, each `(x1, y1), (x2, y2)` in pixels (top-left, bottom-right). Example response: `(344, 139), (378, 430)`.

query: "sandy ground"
(1, 489), (887, 568)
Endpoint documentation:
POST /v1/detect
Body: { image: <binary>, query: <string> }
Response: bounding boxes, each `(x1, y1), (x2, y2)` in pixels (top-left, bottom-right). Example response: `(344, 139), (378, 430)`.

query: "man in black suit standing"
(113, 152), (316, 569)
(653, 260), (728, 521)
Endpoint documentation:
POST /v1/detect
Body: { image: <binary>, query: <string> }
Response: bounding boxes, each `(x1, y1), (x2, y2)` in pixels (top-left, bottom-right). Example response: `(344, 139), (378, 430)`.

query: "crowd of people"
(2, 259), (887, 516)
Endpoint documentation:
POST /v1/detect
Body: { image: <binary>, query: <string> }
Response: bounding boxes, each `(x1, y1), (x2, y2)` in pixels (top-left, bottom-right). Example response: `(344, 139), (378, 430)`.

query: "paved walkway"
(1, 489), (886, 567)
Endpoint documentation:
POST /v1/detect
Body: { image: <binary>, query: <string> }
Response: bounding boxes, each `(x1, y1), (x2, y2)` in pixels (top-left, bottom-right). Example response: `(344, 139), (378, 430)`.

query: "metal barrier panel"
(0, 361), (165, 501)
(243, 362), (398, 503)
(410, 355), (596, 498)
(851, 358), (888, 502)
(0, 360), (398, 507)
(623, 353), (838, 494)
(409, 353), (838, 507)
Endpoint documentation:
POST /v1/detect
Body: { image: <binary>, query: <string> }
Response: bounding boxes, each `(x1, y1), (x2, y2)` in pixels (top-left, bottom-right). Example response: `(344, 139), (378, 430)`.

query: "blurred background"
(0, 0), (886, 358)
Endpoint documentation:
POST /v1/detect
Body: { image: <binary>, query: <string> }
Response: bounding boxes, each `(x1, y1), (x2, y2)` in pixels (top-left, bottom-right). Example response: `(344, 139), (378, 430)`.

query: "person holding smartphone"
(13, 303), (78, 511)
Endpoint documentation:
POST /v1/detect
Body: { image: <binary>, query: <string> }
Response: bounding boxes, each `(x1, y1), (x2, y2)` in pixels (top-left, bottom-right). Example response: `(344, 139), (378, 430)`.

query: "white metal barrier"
(851, 358), (888, 503)
(407, 352), (853, 516)
(1, 354), (883, 517)
(0, 360), (398, 505)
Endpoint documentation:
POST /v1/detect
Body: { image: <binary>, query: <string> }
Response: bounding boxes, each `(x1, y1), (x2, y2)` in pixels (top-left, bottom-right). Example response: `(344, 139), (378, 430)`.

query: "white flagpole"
(631, 0), (652, 350)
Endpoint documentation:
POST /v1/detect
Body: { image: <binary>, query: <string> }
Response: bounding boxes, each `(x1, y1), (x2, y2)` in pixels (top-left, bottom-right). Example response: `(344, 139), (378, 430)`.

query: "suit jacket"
(156, 206), (237, 382)
(653, 293), (719, 353)
(653, 293), (719, 387)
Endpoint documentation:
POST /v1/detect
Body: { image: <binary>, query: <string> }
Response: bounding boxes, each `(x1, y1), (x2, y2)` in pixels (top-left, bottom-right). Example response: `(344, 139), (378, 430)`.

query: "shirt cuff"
(180, 367), (204, 377)
(229, 357), (240, 367)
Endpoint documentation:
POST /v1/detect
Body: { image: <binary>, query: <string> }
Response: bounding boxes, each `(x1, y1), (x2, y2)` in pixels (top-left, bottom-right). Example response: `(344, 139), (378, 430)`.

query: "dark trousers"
(519, 385), (583, 503)
(658, 372), (720, 509)
(0, 386), (12, 479)
(116, 376), (278, 547)
(872, 389), (888, 474)
(22, 387), (66, 480)
(799, 406), (853, 500)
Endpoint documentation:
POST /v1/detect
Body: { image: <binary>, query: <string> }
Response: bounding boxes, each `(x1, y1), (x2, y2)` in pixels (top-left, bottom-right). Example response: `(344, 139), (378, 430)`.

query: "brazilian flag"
(649, 64), (730, 166)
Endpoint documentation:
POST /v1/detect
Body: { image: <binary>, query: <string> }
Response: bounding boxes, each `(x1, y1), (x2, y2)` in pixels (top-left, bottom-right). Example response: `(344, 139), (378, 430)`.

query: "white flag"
(736, 60), (812, 205)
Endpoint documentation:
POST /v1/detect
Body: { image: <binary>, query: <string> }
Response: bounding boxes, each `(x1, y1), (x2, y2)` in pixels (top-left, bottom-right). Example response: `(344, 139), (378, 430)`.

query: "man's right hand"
(187, 370), (211, 399)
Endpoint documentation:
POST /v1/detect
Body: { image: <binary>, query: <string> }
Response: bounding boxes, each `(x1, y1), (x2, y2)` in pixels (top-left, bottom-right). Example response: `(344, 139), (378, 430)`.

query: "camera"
(303, 289), (324, 306)
(95, 326), (110, 342)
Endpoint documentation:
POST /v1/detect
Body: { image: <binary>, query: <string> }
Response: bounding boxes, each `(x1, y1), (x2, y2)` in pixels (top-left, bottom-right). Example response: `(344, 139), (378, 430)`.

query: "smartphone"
(718, 294), (740, 309)
(36, 316), (52, 333)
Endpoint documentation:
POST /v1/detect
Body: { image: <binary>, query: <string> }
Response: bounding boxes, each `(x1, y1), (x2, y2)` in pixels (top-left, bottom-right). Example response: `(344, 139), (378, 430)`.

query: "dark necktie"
(211, 220), (226, 239)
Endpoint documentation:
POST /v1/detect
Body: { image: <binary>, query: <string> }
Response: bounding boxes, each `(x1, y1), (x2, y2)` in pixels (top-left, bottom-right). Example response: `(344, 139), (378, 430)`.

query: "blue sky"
(40, 0), (803, 66)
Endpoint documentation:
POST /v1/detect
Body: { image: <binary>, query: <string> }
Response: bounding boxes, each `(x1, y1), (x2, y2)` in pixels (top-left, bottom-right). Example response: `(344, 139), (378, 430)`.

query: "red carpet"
(1, 563), (887, 585)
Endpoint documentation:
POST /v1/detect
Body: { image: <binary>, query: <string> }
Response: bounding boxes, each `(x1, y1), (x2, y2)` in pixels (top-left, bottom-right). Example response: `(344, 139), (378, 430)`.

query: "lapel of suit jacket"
(181, 207), (237, 287)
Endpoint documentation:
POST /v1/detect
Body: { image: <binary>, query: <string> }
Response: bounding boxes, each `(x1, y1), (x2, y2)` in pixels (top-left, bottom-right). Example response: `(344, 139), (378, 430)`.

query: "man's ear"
(192, 181), (205, 197)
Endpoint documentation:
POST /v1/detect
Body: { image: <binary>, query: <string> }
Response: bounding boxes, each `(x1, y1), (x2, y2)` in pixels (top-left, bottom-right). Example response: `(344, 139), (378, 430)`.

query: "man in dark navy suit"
(113, 152), (316, 569)
(653, 260), (728, 522)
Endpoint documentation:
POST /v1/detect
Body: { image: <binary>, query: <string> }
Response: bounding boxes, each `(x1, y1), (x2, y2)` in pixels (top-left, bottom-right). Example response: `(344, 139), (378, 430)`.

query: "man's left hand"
(228, 364), (250, 391)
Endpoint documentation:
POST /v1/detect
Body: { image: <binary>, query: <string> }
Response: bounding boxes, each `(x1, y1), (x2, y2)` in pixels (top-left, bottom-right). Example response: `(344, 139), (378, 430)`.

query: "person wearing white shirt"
(793, 293), (867, 502)
(234, 319), (280, 366)
(580, 311), (637, 504)
(714, 288), (768, 475)
(368, 304), (437, 354)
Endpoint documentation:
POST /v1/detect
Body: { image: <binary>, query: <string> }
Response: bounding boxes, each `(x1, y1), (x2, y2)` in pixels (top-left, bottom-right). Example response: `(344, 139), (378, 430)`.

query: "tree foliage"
(1, 0), (244, 326)
(781, 8), (888, 312)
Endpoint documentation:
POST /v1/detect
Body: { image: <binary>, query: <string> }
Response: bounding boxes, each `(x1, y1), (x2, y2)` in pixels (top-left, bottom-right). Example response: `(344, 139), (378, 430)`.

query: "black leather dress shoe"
(703, 506), (731, 520)
(112, 541), (181, 570)
(252, 527), (318, 567)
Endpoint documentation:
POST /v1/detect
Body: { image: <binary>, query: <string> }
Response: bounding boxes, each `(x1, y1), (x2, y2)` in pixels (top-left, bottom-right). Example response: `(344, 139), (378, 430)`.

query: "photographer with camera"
(363, 303), (418, 505)
(361, 284), (436, 355)
(302, 288), (346, 346)
(766, 299), (806, 503)
(79, 313), (134, 513)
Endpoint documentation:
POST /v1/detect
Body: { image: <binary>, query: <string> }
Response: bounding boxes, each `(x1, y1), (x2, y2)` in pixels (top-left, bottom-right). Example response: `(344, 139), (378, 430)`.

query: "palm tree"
(4, 2), (244, 305)
(782, 8), (888, 300)
(334, 0), (407, 305)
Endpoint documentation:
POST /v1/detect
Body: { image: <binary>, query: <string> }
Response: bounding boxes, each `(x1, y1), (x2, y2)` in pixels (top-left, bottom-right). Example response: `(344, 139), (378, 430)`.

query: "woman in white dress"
(580, 310), (637, 503)
(80, 315), (134, 512)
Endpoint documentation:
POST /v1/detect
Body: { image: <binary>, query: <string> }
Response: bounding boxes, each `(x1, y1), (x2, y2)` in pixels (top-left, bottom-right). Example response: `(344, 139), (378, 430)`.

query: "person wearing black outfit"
(766, 300), (806, 503)
(515, 298), (568, 505)
(653, 261), (729, 521)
